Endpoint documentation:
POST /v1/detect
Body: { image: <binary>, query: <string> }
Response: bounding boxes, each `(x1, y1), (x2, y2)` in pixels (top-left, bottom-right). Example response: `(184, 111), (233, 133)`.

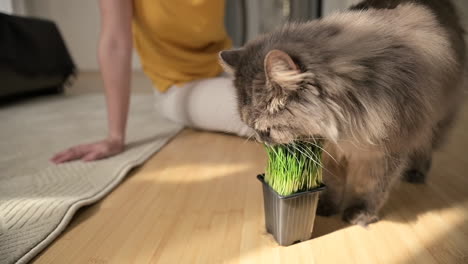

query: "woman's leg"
(154, 75), (253, 137)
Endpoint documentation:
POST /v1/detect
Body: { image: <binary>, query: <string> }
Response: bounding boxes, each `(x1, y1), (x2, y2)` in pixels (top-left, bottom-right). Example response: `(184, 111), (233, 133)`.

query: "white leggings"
(154, 74), (253, 137)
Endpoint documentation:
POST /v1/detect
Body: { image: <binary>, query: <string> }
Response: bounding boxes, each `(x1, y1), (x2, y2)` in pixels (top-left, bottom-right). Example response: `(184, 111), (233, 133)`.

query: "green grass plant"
(264, 142), (323, 196)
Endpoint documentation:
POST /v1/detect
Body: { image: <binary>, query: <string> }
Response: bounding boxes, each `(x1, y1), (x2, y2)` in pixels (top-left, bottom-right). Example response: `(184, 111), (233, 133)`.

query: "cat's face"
(219, 48), (339, 145)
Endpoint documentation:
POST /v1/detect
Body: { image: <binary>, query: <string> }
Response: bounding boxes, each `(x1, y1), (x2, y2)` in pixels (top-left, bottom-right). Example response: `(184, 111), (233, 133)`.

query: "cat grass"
(264, 142), (323, 196)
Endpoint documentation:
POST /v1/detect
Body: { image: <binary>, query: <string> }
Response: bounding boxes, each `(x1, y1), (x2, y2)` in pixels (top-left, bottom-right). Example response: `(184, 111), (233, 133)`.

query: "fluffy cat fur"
(219, 0), (466, 225)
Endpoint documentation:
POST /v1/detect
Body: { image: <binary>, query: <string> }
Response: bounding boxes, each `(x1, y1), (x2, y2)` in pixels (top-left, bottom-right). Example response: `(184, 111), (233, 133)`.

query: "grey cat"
(219, 0), (466, 225)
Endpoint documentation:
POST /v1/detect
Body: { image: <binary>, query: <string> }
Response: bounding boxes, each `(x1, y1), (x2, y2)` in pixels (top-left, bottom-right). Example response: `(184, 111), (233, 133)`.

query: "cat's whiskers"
(297, 139), (338, 164)
(290, 142), (336, 177)
(242, 132), (256, 145)
(289, 143), (322, 169)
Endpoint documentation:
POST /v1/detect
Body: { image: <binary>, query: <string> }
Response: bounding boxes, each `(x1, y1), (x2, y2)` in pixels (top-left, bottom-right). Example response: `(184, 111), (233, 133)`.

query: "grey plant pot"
(257, 174), (326, 246)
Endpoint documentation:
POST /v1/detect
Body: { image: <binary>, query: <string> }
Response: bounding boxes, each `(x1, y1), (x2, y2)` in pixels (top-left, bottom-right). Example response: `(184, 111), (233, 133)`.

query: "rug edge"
(15, 127), (183, 264)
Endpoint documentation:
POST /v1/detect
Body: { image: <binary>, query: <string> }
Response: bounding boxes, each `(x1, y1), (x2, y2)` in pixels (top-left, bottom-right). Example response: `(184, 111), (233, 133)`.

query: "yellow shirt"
(133, 0), (232, 92)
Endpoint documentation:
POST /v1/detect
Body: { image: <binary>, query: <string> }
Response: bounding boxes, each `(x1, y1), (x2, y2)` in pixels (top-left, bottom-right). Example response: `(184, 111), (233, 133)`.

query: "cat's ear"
(219, 49), (243, 74)
(264, 49), (302, 89)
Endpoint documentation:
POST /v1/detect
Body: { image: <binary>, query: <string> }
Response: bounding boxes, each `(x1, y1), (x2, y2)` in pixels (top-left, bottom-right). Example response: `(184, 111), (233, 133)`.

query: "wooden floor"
(33, 73), (468, 264)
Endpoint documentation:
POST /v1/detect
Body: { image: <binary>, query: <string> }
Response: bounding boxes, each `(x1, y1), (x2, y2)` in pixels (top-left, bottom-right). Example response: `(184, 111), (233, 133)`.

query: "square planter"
(257, 174), (326, 246)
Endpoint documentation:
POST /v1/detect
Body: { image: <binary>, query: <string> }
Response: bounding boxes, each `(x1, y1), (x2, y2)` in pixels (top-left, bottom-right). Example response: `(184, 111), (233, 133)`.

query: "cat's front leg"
(343, 154), (406, 226)
(317, 149), (347, 217)
(342, 199), (380, 226)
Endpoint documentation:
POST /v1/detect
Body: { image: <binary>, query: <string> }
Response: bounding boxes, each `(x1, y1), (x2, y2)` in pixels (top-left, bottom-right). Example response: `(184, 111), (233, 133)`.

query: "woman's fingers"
(50, 140), (124, 164)
(82, 151), (103, 162)
(51, 146), (86, 164)
(50, 152), (65, 163)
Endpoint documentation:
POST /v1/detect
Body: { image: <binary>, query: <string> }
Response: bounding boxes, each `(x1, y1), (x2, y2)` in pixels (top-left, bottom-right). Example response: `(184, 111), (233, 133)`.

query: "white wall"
(453, 0), (468, 30)
(21, 0), (141, 71)
(0, 0), (13, 13)
(322, 0), (361, 16)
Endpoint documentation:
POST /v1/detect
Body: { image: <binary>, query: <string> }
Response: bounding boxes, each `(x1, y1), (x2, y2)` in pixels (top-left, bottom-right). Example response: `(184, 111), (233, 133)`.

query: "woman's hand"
(50, 138), (124, 163)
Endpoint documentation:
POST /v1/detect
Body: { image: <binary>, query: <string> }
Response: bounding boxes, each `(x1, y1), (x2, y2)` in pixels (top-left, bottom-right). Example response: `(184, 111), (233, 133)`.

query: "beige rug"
(0, 94), (183, 264)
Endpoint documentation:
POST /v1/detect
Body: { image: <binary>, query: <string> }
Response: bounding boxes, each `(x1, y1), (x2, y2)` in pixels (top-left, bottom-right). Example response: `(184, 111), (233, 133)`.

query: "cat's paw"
(342, 204), (379, 226)
(403, 169), (426, 184)
(316, 197), (339, 217)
